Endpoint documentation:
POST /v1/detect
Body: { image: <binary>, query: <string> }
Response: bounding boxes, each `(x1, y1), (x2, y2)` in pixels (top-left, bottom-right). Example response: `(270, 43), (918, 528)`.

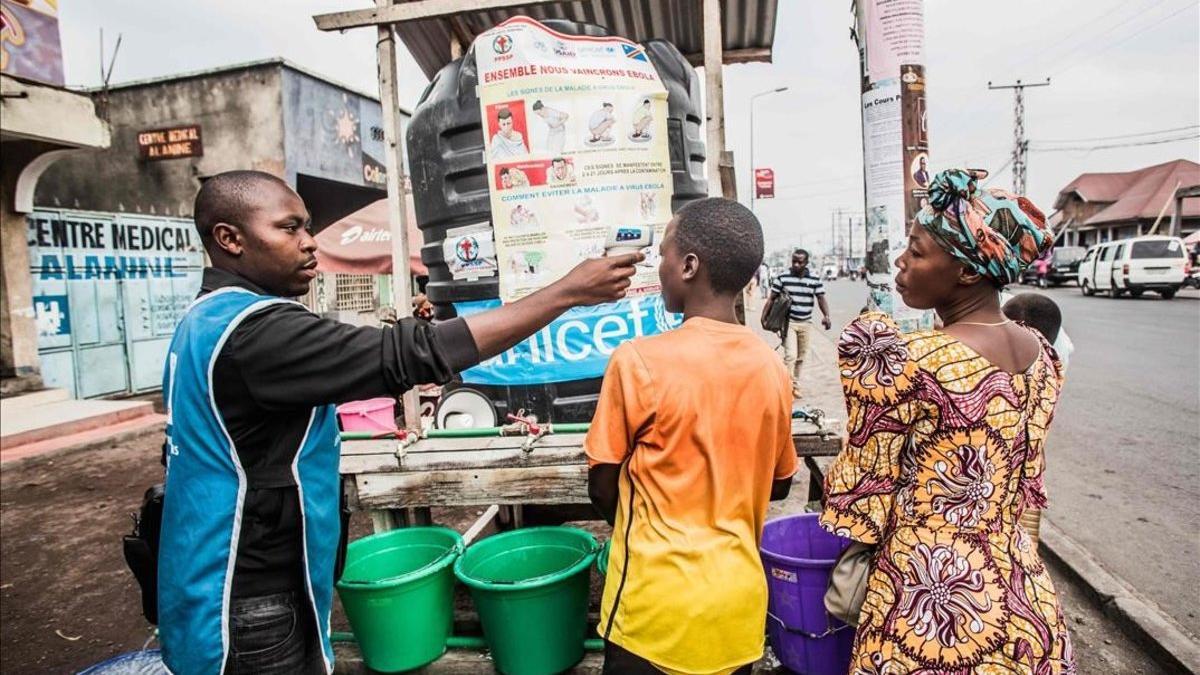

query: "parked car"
(1020, 246), (1085, 286)
(1078, 235), (1188, 299)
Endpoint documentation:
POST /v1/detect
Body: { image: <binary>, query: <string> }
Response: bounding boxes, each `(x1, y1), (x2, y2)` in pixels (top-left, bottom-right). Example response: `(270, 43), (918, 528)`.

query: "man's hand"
(554, 253), (643, 306)
(818, 295), (832, 331)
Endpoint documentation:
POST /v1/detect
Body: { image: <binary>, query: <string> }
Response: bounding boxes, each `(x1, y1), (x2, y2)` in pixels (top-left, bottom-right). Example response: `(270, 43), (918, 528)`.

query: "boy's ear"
(681, 252), (700, 281)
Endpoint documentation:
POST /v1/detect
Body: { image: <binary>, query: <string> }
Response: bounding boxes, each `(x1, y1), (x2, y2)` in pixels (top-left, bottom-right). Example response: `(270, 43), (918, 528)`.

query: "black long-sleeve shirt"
(196, 268), (479, 597)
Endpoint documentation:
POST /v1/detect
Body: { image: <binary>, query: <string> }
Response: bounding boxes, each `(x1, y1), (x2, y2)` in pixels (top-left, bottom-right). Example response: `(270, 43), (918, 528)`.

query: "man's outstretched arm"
(229, 254), (642, 410)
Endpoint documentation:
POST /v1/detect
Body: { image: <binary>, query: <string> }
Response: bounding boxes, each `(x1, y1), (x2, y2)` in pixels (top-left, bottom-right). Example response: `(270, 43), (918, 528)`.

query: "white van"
(1078, 235), (1188, 299)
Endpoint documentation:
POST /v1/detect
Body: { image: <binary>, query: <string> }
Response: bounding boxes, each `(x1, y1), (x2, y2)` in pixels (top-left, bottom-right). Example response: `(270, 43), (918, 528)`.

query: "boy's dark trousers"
(602, 641), (754, 675)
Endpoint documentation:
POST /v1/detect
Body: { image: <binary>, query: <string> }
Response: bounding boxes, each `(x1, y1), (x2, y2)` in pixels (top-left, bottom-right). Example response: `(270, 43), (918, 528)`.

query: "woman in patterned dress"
(821, 169), (1076, 674)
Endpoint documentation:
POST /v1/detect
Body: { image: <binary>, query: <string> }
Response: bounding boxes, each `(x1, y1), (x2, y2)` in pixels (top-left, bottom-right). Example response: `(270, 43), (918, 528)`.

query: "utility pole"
(847, 214), (853, 270)
(830, 208), (842, 261)
(988, 78), (1050, 195)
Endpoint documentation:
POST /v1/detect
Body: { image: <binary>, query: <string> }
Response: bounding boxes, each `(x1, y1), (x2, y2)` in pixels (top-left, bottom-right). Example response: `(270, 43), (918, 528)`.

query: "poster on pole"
(856, 0), (932, 328)
(475, 17), (673, 303)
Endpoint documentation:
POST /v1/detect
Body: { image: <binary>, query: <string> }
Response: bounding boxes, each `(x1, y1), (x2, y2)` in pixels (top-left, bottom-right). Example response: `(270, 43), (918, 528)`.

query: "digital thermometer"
(604, 225), (654, 257)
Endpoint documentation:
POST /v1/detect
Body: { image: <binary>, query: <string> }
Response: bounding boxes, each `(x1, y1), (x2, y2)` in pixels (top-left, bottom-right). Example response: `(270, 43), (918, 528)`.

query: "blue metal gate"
(27, 210), (204, 398)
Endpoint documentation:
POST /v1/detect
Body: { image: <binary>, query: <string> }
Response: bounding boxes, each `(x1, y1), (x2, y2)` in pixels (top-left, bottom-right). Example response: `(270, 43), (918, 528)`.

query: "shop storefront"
(32, 58), (411, 397)
(26, 210), (202, 398)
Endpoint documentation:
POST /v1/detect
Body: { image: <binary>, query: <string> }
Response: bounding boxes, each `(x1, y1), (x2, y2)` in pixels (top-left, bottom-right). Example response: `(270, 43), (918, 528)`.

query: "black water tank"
(406, 20), (707, 423)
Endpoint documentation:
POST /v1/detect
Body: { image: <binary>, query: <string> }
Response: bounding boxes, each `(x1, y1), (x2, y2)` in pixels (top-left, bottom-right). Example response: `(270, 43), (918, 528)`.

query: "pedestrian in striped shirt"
(761, 249), (831, 399)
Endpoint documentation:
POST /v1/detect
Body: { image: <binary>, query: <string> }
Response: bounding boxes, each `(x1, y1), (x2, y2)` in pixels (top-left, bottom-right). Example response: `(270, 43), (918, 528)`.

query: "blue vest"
(159, 288), (339, 674)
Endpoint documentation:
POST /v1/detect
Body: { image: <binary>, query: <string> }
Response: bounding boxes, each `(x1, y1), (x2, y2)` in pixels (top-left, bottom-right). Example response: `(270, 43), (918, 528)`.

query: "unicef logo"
(492, 35), (513, 55)
(462, 294), (685, 384)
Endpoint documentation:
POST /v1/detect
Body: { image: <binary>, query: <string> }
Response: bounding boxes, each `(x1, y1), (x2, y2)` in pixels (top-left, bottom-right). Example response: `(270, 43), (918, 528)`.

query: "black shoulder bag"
(762, 292), (791, 338)
(123, 482), (164, 624)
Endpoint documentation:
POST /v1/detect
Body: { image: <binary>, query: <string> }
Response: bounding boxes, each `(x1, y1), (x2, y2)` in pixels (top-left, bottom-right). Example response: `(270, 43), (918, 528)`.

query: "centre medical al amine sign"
(28, 215), (198, 280)
(26, 210), (203, 398)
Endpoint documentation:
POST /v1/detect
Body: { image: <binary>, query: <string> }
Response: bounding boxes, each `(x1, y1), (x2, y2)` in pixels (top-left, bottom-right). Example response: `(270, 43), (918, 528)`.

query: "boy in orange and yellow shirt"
(586, 197), (797, 675)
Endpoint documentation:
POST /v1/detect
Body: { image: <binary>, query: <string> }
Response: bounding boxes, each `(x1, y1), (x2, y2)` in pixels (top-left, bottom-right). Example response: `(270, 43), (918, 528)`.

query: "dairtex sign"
(136, 125), (203, 161)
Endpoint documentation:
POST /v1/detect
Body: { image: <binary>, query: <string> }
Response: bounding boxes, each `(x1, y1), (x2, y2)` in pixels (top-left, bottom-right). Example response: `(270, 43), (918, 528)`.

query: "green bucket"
(336, 527), (463, 673)
(454, 527), (598, 675)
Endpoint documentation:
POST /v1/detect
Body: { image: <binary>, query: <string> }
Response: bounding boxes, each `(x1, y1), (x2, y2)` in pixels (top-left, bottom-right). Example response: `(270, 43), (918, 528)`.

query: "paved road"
(818, 279), (1200, 637)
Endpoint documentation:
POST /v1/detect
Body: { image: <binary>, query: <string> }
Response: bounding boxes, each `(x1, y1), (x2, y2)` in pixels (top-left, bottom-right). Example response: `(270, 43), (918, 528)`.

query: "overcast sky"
(58, 0), (1200, 256)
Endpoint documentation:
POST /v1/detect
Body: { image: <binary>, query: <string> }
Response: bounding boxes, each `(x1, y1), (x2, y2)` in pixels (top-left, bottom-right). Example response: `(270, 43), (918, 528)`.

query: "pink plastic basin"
(337, 397), (398, 432)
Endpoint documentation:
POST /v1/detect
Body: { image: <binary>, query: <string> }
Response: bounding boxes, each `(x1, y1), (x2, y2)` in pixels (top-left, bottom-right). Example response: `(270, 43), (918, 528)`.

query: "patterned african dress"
(821, 312), (1076, 674)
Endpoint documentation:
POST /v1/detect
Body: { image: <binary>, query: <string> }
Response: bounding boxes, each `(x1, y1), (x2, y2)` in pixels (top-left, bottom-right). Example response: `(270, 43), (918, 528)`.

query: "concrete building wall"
(0, 141), (54, 382)
(282, 68), (387, 190)
(35, 65), (287, 218)
(2, 75), (111, 392)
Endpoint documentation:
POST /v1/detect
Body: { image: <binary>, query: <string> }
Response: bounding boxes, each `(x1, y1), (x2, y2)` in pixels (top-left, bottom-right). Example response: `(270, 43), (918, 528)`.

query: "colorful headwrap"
(915, 168), (1053, 285)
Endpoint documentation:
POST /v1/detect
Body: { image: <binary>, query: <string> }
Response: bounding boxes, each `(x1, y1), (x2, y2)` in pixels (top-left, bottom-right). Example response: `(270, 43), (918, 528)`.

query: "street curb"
(0, 418), (165, 471)
(1040, 518), (1200, 674)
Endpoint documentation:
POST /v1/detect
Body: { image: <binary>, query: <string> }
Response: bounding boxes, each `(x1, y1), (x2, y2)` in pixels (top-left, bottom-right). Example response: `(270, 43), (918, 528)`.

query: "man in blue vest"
(160, 170), (640, 674)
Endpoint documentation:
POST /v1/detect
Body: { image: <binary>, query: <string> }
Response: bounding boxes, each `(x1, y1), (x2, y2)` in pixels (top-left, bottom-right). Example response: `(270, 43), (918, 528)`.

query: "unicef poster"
(474, 16), (673, 302)
(458, 17), (682, 386)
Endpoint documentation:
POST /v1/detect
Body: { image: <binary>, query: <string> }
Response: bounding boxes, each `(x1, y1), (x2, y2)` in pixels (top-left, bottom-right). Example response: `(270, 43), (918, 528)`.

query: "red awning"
(314, 197), (427, 276)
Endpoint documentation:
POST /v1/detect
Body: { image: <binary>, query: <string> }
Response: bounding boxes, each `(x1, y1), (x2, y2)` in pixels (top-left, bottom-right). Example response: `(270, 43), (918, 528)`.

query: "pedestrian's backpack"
(762, 292), (791, 338)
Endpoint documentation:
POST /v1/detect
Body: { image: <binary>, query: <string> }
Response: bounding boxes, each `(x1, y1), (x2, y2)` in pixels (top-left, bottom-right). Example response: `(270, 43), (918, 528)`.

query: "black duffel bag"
(123, 483), (163, 624)
(761, 292), (791, 338)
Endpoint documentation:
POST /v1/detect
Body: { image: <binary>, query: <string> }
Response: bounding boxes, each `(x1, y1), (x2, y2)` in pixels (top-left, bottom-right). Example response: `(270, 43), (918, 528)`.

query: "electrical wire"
(981, 155), (1015, 186)
(1030, 133), (1199, 152)
(990, 0), (1131, 72)
(1051, 1), (1200, 77)
(1023, 0), (1177, 75)
(771, 185), (863, 203)
(1036, 124), (1199, 144)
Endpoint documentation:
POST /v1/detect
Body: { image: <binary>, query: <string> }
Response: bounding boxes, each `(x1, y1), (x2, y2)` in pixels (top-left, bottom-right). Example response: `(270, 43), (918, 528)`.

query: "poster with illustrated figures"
(475, 16), (673, 303)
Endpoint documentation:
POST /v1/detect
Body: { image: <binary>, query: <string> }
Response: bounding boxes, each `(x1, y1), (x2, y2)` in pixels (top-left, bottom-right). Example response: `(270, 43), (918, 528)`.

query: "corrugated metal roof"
(1055, 159), (1200, 227)
(1084, 160), (1200, 226)
(1054, 171), (1137, 208)
(394, 0), (779, 80)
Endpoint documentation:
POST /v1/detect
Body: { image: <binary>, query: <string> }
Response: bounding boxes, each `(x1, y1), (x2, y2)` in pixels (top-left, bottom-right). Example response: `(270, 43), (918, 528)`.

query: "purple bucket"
(760, 513), (855, 675)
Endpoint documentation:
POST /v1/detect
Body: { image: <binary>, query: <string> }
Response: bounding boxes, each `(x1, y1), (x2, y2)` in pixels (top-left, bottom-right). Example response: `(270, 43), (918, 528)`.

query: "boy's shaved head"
(674, 197), (764, 293)
(193, 170), (292, 247)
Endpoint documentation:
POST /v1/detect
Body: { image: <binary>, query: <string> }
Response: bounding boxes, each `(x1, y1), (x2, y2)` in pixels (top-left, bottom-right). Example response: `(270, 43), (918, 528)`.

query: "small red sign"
(755, 168), (775, 199)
